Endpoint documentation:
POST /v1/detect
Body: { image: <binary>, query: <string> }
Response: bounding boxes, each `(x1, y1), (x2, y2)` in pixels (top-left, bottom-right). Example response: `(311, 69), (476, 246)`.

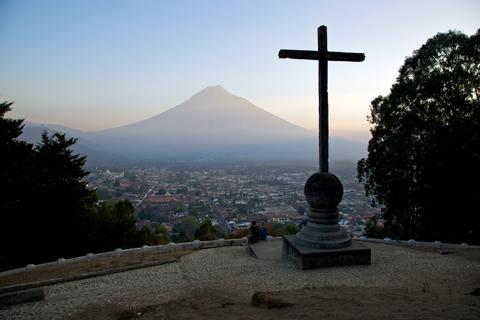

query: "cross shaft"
(279, 25), (365, 172)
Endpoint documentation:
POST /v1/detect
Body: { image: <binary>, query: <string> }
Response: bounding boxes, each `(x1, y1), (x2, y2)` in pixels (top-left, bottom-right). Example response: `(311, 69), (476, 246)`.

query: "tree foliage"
(268, 223), (285, 237)
(171, 216), (200, 243)
(195, 219), (223, 241)
(0, 104), (147, 270)
(363, 216), (385, 239)
(284, 223), (300, 235)
(90, 200), (145, 251)
(171, 217), (224, 243)
(154, 224), (170, 244)
(358, 30), (480, 243)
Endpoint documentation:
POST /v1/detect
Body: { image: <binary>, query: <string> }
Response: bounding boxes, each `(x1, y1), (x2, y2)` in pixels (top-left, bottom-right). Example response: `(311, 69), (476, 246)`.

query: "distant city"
(86, 162), (379, 239)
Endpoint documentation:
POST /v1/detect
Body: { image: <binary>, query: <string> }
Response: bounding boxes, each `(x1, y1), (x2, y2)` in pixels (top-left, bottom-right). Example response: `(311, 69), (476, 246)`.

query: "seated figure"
(249, 221), (260, 244)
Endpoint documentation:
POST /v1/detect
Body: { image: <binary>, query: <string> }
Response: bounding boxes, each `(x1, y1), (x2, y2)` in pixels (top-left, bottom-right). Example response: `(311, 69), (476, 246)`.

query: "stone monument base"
(283, 235), (371, 270)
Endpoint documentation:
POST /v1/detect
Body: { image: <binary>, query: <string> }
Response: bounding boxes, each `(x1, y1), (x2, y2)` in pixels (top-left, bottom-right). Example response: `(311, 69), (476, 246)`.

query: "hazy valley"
(21, 86), (367, 166)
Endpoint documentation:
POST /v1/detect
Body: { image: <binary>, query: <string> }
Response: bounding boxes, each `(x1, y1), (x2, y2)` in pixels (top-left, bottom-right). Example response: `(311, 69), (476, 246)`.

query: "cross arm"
(279, 49), (365, 62)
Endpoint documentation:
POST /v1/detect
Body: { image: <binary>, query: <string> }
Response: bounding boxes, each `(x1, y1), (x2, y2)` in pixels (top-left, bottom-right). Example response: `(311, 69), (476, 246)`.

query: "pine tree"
(0, 103), (145, 270)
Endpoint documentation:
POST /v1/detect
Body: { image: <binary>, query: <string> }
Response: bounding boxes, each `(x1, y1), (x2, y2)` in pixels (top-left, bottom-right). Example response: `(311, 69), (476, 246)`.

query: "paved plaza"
(1, 241), (479, 319)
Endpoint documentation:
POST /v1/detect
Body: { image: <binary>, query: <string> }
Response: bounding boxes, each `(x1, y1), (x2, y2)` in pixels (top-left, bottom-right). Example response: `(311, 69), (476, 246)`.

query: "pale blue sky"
(0, 0), (478, 141)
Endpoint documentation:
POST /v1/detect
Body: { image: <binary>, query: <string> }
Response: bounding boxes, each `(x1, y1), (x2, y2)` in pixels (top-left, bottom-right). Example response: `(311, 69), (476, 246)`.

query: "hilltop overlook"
(1, 2), (478, 319)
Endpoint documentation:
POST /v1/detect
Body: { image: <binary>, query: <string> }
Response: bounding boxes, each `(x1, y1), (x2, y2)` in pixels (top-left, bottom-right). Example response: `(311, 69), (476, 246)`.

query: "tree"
(154, 224), (170, 244)
(34, 131), (98, 243)
(284, 223), (300, 235)
(137, 205), (155, 220)
(171, 217), (199, 243)
(0, 104), (147, 270)
(363, 216), (385, 239)
(195, 219), (217, 241)
(93, 200), (144, 249)
(358, 30), (480, 244)
(268, 223), (285, 237)
(1, 102), (37, 269)
(0, 104), (100, 268)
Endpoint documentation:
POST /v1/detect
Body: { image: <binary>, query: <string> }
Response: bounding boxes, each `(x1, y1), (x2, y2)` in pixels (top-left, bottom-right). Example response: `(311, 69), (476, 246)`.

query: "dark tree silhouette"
(195, 219), (223, 241)
(358, 30), (480, 244)
(0, 103), (148, 270)
(171, 217), (199, 243)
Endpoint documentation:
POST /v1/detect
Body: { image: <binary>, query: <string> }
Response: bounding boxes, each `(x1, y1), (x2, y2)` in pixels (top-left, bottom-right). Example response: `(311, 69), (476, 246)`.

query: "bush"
(284, 223), (300, 235)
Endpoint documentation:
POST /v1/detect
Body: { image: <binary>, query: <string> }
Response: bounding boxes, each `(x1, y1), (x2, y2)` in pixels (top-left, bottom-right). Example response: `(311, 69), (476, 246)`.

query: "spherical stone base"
(304, 172), (343, 209)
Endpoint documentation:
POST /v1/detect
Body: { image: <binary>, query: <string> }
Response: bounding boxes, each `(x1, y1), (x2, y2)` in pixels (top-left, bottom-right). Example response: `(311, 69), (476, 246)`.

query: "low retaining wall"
(356, 237), (480, 250)
(2, 236), (478, 278)
(0, 237), (248, 278)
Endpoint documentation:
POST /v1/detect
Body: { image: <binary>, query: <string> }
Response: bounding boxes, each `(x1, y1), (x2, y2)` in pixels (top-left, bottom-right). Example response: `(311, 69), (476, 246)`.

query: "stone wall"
(357, 237), (480, 250)
(0, 237), (248, 277)
(2, 236), (479, 277)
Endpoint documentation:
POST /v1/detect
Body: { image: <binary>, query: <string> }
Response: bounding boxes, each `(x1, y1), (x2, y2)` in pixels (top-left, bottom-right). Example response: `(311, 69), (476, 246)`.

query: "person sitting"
(249, 221), (260, 244)
(299, 218), (308, 229)
(259, 222), (268, 240)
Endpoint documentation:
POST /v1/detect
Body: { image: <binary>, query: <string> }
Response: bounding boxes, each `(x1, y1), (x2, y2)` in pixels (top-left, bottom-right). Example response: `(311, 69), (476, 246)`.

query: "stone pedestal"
(283, 235), (371, 269)
(283, 172), (371, 269)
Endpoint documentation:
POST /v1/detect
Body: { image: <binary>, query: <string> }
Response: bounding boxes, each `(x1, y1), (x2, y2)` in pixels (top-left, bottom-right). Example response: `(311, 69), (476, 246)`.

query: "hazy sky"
(0, 0), (478, 142)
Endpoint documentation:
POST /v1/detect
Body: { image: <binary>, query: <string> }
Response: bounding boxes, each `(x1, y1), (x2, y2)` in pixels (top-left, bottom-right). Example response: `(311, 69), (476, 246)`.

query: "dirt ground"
(10, 245), (480, 320)
(72, 285), (480, 320)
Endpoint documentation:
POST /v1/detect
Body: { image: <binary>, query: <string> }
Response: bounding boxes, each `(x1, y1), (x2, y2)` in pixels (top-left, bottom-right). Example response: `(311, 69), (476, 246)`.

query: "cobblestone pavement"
(1, 241), (479, 319)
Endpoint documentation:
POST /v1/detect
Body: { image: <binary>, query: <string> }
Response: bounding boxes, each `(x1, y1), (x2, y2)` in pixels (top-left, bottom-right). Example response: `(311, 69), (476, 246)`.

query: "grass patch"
(0, 250), (192, 288)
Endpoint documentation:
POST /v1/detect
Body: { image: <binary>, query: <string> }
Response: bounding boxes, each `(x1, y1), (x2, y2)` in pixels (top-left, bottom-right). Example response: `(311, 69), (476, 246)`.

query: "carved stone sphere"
(304, 172), (343, 209)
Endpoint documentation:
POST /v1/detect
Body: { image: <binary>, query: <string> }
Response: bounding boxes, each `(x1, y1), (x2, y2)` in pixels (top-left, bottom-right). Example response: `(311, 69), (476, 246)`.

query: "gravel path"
(1, 241), (479, 320)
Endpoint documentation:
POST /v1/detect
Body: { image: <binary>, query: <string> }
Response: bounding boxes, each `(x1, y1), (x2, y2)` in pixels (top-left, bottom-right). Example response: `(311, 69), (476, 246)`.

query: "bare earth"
(1, 241), (479, 320)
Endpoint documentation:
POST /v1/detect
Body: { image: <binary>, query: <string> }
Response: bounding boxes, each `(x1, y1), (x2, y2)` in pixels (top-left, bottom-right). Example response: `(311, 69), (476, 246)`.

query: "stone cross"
(279, 26), (371, 269)
(279, 25), (364, 172)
